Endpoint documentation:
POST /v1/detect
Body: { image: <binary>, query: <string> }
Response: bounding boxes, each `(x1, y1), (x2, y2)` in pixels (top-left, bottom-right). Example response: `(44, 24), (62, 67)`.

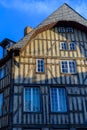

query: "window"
(69, 42), (76, 50)
(66, 27), (73, 32)
(0, 93), (3, 116)
(0, 67), (5, 79)
(61, 60), (76, 74)
(58, 27), (73, 33)
(24, 87), (40, 112)
(58, 27), (65, 33)
(50, 88), (67, 112)
(36, 59), (44, 73)
(60, 42), (67, 50)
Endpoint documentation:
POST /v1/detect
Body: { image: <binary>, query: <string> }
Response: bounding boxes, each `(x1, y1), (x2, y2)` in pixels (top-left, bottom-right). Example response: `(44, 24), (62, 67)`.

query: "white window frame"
(61, 60), (76, 74)
(0, 93), (3, 116)
(60, 42), (67, 50)
(36, 59), (44, 73)
(50, 88), (67, 112)
(69, 42), (76, 50)
(24, 87), (40, 112)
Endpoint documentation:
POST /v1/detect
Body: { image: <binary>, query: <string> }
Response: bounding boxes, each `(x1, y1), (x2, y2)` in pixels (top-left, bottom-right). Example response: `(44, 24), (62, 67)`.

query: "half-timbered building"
(0, 3), (87, 130)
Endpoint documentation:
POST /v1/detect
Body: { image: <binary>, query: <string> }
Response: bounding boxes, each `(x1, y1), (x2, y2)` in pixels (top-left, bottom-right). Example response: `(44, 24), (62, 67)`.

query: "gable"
(21, 25), (87, 58)
(38, 3), (87, 28)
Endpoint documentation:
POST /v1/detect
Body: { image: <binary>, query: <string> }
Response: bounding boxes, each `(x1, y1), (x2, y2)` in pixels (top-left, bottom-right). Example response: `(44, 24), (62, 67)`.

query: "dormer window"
(69, 42), (76, 50)
(60, 42), (67, 50)
(66, 27), (73, 32)
(58, 27), (65, 33)
(0, 66), (5, 79)
(58, 27), (73, 33)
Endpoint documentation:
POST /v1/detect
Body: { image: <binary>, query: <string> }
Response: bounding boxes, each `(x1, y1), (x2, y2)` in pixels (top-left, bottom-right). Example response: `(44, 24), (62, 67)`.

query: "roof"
(9, 3), (87, 51)
(37, 3), (87, 28)
(0, 38), (16, 47)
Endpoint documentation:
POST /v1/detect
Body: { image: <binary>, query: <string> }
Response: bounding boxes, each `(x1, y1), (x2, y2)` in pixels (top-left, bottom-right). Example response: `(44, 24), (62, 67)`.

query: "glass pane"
(50, 88), (58, 112)
(33, 88), (40, 112)
(24, 88), (31, 111)
(69, 61), (76, 73)
(70, 42), (75, 50)
(61, 61), (68, 73)
(0, 67), (5, 79)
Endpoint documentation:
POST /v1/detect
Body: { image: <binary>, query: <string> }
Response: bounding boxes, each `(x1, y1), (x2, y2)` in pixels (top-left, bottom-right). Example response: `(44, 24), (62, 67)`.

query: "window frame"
(50, 87), (67, 113)
(69, 42), (76, 50)
(24, 87), (41, 113)
(61, 60), (77, 74)
(60, 42), (68, 50)
(36, 59), (45, 73)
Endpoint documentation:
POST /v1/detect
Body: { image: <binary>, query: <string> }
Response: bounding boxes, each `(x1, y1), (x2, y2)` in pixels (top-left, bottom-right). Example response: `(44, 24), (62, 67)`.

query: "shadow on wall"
(14, 71), (87, 86)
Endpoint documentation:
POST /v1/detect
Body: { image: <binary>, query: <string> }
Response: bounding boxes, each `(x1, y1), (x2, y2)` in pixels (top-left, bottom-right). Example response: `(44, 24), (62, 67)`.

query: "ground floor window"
(24, 87), (40, 112)
(50, 88), (67, 112)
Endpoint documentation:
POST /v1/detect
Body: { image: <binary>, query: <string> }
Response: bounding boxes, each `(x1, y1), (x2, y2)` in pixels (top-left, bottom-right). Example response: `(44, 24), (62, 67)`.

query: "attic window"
(60, 42), (67, 50)
(69, 42), (76, 50)
(66, 27), (73, 32)
(58, 27), (73, 33)
(58, 27), (65, 33)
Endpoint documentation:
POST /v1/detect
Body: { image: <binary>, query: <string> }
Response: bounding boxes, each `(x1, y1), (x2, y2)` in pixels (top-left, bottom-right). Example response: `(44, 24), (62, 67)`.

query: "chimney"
(24, 26), (33, 36)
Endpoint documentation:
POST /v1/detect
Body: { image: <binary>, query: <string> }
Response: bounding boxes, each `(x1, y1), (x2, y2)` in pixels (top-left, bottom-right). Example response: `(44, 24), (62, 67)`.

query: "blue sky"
(0, 0), (87, 58)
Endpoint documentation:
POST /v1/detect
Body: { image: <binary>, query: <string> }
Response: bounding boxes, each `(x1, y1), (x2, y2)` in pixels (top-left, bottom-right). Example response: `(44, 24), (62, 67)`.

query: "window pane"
(24, 88), (40, 112)
(70, 42), (76, 50)
(60, 42), (67, 50)
(50, 88), (67, 112)
(0, 67), (5, 79)
(69, 61), (76, 73)
(0, 93), (3, 116)
(50, 88), (58, 112)
(61, 61), (68, 73)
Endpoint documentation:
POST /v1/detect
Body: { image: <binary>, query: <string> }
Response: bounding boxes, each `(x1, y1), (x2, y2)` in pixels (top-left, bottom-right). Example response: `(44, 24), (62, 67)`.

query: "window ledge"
(50, 111), (68, 114)
(36, 72), (45, 74)
(23, 111), (42, 114)
(61, 72), (77, 75)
